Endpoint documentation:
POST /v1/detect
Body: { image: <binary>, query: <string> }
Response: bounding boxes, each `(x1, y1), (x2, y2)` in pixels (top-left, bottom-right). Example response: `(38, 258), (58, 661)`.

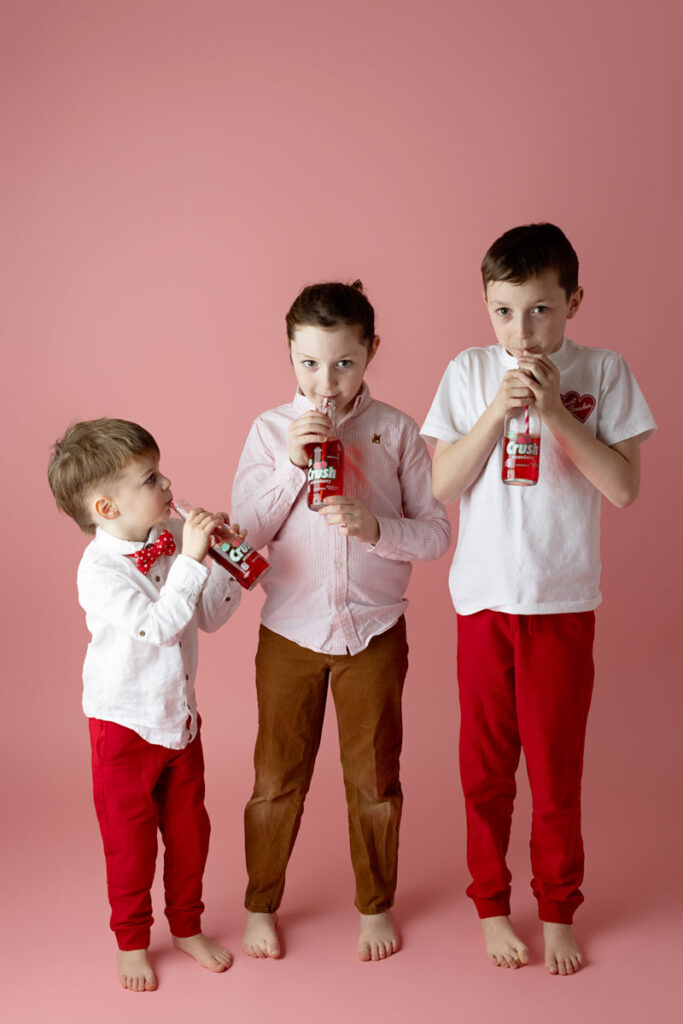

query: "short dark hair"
(48, 418), (159, 534)
(481, 223), (579, 299)
(285, 280), (376, 347)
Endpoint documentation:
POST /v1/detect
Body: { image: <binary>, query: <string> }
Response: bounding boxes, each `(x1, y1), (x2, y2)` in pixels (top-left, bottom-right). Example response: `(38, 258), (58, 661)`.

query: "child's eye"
(144, 474), (157, 486)
(532, 305), (548, 314)
(337, 360), (353, 369)
(302, 360), (317, 369)
(495, 307), (510, 317)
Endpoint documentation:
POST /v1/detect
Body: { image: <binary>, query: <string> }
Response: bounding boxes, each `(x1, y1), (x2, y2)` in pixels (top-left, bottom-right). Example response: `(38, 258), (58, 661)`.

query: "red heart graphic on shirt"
(561, 391), (596, 423)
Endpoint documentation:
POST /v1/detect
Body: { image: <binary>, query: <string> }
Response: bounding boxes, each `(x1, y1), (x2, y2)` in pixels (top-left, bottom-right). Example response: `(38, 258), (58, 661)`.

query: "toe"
(359, 944), (372, 962)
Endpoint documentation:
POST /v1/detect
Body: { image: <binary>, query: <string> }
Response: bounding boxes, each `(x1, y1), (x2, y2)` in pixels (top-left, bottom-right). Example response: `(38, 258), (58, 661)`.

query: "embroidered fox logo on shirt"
(372, 434), (382, 444)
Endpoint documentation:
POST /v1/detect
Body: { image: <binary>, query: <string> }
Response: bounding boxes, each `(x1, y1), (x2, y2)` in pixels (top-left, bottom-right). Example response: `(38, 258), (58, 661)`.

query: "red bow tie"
(125, 529), (176, 575)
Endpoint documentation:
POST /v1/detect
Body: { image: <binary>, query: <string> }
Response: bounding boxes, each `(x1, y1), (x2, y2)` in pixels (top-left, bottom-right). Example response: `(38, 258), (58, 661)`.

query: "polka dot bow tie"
(125, 529), (176, 575)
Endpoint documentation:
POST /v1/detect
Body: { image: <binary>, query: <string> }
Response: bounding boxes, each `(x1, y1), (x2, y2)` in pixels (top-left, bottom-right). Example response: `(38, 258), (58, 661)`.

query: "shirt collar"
(94, 523), (165, 555)
(292, 382), (372, 424)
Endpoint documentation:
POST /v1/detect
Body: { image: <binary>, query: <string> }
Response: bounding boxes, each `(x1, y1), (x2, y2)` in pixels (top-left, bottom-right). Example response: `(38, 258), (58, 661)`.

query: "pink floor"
(5, 675), (679, 1024)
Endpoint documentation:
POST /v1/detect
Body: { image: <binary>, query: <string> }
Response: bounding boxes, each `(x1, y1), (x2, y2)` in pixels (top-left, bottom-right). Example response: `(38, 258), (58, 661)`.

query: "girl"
(231, 281), (450, 962)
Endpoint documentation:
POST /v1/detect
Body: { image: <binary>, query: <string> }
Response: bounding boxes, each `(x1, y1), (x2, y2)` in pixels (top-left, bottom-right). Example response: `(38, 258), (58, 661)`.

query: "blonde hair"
(48, 418), (160, 534)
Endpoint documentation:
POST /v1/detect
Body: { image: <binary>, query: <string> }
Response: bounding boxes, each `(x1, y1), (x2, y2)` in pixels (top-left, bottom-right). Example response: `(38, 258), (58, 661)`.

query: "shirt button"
(336, 561), (343, 569)
(139, 630), (146, 637)
(185, 674), (189, 681)
(225, 596), (231, 602)
(155, 576), (161, 582)
(178, 641), (182, 648)
(337, 604), (344, 611)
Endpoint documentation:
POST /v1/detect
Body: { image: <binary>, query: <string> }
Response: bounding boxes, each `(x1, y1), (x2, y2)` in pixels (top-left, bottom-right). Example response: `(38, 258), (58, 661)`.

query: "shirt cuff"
(368, 516), (400, 558)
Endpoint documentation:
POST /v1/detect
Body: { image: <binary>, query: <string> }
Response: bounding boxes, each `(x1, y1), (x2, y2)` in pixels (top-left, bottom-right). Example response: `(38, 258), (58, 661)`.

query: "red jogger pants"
(457, 610), (595, 924)
(89, 718), (210, 950)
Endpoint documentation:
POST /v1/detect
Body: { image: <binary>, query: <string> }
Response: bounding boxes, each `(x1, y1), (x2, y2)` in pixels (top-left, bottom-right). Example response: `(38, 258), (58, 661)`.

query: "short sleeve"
(420, 359), (469, 446)
(596, 354), (657, 447)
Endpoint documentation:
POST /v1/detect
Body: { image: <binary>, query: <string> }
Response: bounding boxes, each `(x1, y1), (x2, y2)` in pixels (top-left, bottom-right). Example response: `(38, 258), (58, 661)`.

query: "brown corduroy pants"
(244, 617), (409, 915)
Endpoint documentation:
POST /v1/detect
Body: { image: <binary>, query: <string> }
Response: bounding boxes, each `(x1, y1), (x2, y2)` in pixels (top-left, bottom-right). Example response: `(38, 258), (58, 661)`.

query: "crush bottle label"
(501, 432), (541, 486)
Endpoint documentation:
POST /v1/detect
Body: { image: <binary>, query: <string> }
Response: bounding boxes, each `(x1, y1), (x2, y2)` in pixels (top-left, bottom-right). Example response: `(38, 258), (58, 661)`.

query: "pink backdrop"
(2, 1), (679, 1021)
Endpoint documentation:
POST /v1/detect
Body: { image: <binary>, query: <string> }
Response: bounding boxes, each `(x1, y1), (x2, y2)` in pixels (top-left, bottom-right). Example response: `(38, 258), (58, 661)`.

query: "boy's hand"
(489, 370), (536, 422)
(181, 508), (225, 563)
(288, 410), (334, 468)
(318, 496), (380, 544)
(516, 353), (563, 419)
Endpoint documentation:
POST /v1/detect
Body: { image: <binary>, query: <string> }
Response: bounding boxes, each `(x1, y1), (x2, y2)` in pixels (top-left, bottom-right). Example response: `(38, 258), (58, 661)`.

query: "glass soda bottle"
(306, 397), (345, 510)
(501, 404), (541, 486)
(170, 499), (270, 590)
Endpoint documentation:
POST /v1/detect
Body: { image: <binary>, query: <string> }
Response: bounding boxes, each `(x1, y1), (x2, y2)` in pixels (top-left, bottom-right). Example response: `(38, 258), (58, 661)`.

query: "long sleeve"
(231, 415), (307, 551)
(197, 559), (242, 632)
(78, 553), (209, 647)
(371, 419), (451, 563)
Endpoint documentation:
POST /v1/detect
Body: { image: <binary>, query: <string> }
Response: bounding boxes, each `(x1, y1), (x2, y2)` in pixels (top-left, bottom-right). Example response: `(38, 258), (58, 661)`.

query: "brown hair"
(481, 223), (579, 299)
(285, 280), (376, 347)
(48, 418), (160, 534)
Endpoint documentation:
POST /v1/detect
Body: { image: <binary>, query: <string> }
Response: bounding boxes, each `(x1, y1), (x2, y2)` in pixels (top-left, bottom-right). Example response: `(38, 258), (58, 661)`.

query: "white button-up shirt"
(231, 385), (451, 655)
(77, 518), (241, 748)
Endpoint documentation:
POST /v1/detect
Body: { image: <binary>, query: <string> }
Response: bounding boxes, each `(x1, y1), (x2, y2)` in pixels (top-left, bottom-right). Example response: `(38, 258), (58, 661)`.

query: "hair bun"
(351, 279), (364, 293)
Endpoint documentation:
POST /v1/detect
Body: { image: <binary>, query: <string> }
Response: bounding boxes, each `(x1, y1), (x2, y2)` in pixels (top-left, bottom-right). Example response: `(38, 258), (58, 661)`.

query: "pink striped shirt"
(231, 385), (451, 655)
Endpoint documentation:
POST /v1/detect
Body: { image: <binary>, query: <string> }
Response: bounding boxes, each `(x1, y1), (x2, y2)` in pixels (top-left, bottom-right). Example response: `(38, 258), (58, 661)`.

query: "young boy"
(232, 281), (451, 962)
(48, 418), (241, 991)
(421, 223), (656, 975)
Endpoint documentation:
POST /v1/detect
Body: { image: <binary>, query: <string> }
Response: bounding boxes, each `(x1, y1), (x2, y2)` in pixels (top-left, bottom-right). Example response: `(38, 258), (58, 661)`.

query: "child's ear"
(566, 286), (584, 319)
(94, 496), (119, 520)
(368, 336), (381, 361)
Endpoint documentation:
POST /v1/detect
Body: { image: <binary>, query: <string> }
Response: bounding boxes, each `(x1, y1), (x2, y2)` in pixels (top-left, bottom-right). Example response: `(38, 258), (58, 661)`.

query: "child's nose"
(516, 316), (532, 339)
(161, 474), (171, 490)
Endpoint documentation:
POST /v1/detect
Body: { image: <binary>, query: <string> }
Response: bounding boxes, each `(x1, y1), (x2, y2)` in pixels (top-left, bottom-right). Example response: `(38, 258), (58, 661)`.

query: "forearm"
(372, 512), (451, 562)
(432, 405), (503, 504)
(197, 561), (242, 632)
(232, 460), (306, 550)
(543, 406), (641, 507)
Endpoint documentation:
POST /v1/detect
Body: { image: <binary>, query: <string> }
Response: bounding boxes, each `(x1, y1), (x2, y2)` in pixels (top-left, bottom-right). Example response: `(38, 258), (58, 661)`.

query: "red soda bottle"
(501, 405), (541, 486)
(306, 398), (345, 510)
(171, 500), (270, 591)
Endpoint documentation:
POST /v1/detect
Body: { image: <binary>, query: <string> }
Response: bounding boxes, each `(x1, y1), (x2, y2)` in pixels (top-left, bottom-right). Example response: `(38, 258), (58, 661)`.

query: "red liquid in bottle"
(306, 438), (344, 509)
(501, 432), (541, 486)
(207, 530), (270, 590)
(171, 501), (270, 591)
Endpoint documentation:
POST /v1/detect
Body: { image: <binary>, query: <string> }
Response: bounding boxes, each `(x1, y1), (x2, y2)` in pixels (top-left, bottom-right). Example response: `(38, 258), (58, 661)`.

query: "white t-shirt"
(421, 338), (656, 615)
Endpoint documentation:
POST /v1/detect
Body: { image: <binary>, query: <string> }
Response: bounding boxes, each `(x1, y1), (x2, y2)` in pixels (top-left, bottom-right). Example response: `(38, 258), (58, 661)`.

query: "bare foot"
(172, 933), (233, 972)
(358, 910), (400, 962)
(117, 948), (157, 991)
(480, 916), (530, 969)
(243, 911), (281, 958)
(543, 921), (583, 976)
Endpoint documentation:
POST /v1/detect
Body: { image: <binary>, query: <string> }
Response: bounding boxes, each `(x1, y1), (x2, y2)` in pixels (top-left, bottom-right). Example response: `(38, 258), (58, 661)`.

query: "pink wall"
(1, 1), (679, 1020)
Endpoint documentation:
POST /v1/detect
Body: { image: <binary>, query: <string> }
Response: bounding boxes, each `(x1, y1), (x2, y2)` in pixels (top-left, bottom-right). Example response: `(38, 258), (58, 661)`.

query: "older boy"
(421, 224), (656, 975)
(48, 418), (240, 991)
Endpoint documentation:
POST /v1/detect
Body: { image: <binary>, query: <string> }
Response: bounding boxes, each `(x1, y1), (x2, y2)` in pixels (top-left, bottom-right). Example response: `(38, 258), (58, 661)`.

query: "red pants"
(89, 719), (210, 950)
(457, 610), (595, 924)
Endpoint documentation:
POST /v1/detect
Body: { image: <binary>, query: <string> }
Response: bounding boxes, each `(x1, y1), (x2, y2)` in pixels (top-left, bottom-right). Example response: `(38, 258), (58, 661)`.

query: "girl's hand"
(489, 369), (536, 422)
(288, 410), (333, 468)
(516, 353), (563, 418)
(318, 496), (380, 544)
(181, 508), (225, 563)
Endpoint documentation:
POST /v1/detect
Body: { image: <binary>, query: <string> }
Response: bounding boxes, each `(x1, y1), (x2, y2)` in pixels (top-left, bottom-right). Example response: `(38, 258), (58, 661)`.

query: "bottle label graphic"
(306, 398), (345, 510)
(171, 500), (270, 590)
(502, 431), (541, 485)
